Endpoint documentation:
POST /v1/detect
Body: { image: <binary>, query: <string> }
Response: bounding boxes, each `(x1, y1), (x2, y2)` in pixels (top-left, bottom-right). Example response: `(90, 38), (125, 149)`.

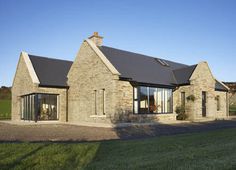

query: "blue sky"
(0, 0), (236, 86)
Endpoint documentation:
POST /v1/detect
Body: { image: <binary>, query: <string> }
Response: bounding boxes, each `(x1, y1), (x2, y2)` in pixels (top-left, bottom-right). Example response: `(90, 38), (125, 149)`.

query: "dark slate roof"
(29, 55), (73, 88)
(27, 46), (227, 92)
(173, 65), (197, 85)
(215, 80), (228, 92)
(99, 46), (188, 86)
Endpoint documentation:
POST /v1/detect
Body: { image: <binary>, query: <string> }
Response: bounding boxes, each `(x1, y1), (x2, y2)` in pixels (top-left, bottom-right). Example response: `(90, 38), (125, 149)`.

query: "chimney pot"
(94, 32), (98, 36)
(88, 32), (103, 46)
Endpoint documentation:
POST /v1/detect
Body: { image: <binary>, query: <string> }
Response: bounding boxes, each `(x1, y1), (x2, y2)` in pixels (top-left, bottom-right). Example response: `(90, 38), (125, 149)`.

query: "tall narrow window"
(167, 89), (172, 112)
(157, 88), (162, 113)
(102, 89), (105, 115)
(21, 97), (24, 119)
(139, 86), (149, 113)
(216, 95), (220, 111)
(133, 87), (139, 114)
(181, 92), (185, 107)
(94, 90), (97, 115)
(149, 87), (157, 113)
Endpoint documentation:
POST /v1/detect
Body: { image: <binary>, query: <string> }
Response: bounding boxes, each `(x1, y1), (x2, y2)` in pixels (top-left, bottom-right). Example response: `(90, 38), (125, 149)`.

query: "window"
(139, 86), (149, 113)
(134, 86), (173, 114)
(94, 89), (106, 115)
(216, 95), (220, 111)
(21, 93), (58, 121)
(102, 89), (105, 115)
(133, 87), (139, 114)
(181, 92), (185, 107)
(37, 94), (58, 120)
(149, 87), (157, 113)
(94, 90), (97, 115)
(154, 58), (169, 66)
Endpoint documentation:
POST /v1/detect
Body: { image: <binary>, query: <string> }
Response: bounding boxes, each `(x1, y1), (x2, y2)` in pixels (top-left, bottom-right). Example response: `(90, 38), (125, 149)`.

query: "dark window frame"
(216, 95), (220, 111)
(133, 86), (173, 114)
(20, 93), (59, 121)
(94, 90), (97, 115)
(181, 92), (185, 107)
(102, 89), (105, 115)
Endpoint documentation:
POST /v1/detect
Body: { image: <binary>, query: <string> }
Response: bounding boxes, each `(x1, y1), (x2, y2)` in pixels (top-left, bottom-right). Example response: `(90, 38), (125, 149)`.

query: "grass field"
(230, 105), (236, 116)
(0, 100), (11, 119)
(0, 128), (236, 170)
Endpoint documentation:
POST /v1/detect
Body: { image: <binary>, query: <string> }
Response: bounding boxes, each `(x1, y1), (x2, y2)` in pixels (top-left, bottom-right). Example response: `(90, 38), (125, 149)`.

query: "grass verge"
(0, 128), (236, 170)
(0, 100), (11, 119)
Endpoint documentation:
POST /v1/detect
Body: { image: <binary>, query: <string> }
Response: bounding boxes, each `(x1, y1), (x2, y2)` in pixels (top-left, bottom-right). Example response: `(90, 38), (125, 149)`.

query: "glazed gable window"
(133, 86), (173, 114)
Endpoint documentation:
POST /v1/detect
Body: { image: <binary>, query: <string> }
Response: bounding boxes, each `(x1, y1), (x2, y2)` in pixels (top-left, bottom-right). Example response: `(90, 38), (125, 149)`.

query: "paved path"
(0, 119), (236, 142)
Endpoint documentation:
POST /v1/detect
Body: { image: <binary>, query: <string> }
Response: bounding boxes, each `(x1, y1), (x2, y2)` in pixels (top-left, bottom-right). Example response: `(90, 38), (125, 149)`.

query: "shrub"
(186, 95), (196, 102)
(175, 105), (187, 120)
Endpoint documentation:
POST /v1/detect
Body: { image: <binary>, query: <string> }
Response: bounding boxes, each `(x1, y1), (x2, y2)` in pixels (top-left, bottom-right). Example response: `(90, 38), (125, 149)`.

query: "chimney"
(88, 32), (103, 46)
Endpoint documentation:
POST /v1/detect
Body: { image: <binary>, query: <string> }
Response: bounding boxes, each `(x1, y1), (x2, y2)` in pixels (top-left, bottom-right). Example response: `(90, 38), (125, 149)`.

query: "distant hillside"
(0, 86), (11, 100)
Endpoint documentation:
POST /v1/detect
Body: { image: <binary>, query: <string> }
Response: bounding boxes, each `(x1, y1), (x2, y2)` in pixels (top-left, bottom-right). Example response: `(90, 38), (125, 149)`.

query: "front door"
(202, 91), (206, 117)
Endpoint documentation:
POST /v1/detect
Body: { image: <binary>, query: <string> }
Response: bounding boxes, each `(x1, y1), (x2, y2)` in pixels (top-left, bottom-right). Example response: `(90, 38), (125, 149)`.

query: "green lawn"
(230, 105), (236, 111)
(0, 128), (236, 170)
(0, 100), (11, 119)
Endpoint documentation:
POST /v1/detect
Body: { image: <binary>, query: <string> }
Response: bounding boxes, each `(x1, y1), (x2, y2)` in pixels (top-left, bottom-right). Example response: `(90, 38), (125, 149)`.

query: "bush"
(175, 105), (187, 120)
(186, 95), (196, 102)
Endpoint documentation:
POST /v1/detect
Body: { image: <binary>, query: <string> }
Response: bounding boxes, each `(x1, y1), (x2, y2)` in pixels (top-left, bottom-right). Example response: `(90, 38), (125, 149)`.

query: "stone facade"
(173, 62), (228, 120)
(12, 53), (67, 122)
(67, 41), (119, 124)
(67, 41), (178, 124)
(12, 37), (229, 124)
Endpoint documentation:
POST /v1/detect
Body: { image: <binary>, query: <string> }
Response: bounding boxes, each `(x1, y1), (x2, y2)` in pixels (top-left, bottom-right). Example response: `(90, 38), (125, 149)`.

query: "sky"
(0, 0), (236, 87)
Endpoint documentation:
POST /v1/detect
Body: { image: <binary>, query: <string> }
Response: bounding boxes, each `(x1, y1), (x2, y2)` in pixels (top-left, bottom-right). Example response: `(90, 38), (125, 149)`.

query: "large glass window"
(149, 87), (157, 113)
(139, 86), (149, 113)
(133, 87), (139, 114)
(21, 93), (58, 121)
(37, 94), (58, 120)
(134, 86), (173, 114)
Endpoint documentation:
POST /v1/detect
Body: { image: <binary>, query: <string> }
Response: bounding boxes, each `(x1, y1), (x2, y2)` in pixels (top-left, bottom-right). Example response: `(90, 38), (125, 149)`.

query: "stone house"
(12, 32), (229, 124)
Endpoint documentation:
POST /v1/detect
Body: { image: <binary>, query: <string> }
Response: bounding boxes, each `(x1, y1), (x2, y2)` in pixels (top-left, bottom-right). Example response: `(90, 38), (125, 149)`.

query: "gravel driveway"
(0, 119), (236, 142)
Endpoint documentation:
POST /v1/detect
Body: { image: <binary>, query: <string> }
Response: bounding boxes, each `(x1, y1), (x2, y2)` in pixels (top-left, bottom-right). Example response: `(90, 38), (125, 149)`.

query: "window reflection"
(134, 86), (173, 114)
(21, 94), (58, 121)
(38, 94), (58, 120)
(139, 87), (149, 113)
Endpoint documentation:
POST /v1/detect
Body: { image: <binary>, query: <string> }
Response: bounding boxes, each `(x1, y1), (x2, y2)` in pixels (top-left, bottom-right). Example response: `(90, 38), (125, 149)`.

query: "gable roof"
(29, 55), (73, 88)
(25, 44), (227, 92)
(215, 80), (228, 92)
(99, 46), (191, 87)
(173, 65), (197, 85)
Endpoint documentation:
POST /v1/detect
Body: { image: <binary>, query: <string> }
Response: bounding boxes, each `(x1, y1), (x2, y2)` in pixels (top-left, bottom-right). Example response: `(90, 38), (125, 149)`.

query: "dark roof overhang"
(38, 84), (70, 89)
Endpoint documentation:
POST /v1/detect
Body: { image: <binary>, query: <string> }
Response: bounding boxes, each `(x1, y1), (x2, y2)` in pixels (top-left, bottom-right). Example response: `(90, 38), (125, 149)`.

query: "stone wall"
(174, 62), (228, 120)
(11, 54), (67, 122)
(173, 85), (194, 119)
(215, 91), (228, 118)
(67, 40), (178, 124)
(12, 51), (228, 124)
(67, 41), (120, 124)
(12, 54), (36, 121)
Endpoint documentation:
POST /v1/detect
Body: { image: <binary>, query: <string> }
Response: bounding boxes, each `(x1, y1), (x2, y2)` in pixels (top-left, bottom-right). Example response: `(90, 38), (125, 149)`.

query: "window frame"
(102, 89), (105, 115)
(20, 93), (59, 121)
(133, 86), (173, 114)
(216, 95), (220, 111)
(181, 92), (185, 107)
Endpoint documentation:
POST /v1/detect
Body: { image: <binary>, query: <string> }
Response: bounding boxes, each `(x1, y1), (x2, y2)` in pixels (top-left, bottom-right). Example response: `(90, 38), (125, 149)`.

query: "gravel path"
(0, 119), (236, 142)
